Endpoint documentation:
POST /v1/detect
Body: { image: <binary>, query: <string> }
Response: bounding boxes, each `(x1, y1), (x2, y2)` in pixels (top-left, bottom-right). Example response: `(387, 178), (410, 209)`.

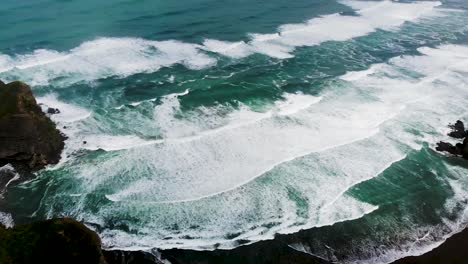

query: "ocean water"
(1, 0), (468, 262)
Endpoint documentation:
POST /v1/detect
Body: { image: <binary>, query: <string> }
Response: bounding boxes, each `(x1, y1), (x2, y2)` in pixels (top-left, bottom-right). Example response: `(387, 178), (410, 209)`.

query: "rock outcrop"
(0, 81), (65, 171)
(447, 120), (468, 139)
(0, 218), (106, 264)
(0, 218), (168, 264)
(436, 120), (468, 159)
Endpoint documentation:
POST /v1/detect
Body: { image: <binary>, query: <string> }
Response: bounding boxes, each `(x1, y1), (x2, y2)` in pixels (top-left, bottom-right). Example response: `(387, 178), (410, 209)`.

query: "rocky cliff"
(0, 218), (106, 264)
(0, 81), (65, 172)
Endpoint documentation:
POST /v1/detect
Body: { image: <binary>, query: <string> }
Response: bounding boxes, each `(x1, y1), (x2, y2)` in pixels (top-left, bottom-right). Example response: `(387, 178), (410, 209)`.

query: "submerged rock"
(47, 107), (61, 115)
(0, 81), (65, 171)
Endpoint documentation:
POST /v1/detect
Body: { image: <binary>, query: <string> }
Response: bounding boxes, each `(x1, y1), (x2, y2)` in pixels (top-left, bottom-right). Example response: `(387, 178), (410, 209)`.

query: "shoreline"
(157, 215), (468, 264)
(391, 227), (468, 264)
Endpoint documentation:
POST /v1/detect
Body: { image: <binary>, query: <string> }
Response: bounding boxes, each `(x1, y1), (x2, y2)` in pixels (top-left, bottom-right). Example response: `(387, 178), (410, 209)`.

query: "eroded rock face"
(0, 81), (65, 171)
(436, 120), (468, 160)
(448, 120), (468, 139)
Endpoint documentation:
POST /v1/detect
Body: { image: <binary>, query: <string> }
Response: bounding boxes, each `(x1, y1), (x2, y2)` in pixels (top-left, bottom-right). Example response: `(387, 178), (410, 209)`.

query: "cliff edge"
(0, 81), (65, 171)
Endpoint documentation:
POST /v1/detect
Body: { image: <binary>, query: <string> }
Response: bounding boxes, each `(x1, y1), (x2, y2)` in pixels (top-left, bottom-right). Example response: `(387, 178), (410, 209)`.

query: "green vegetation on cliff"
(0, 219), (106, 264)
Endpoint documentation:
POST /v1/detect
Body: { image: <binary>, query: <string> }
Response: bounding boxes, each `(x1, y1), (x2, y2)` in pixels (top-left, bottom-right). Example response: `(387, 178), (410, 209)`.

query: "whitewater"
(1, 0), (468, 263)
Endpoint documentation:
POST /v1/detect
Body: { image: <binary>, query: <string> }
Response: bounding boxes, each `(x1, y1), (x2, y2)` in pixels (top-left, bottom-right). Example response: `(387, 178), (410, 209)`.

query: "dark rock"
(436, 141), (460, 155)
(436, 120), (468, 160)
(0, 218), (106, 264)
(463, 137), (468, 159)
(47, 107), (60, 115)
(83, 141), (87, 144)
(448, 120), (468, 139)
(0, 81), (65, 171)
(103, 250), (164, 264)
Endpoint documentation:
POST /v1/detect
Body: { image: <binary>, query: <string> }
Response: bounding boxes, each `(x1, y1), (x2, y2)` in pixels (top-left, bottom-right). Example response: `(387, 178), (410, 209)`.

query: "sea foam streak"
(33, 44), (468, 251)
(0, 1), (441, 86)
(332, 45), (468, 263)
(5, 0), (462, 253)
(0, 211), (14, 228)
(84, 46), (468, 249)
(0, 165), (16, 227)
(0, 39), (216, 86)
(38, 94), (92, 123)
(202, 1), (441, 59)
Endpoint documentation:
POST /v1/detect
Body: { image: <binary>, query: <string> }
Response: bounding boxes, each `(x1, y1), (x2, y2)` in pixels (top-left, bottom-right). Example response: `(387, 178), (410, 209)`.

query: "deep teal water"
(1, 0), (468, 263)
(0, 0), (348, 52)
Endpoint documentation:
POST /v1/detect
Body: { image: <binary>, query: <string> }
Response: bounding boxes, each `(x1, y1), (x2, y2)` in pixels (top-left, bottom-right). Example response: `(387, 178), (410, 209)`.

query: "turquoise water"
(1, 0), (468, 262)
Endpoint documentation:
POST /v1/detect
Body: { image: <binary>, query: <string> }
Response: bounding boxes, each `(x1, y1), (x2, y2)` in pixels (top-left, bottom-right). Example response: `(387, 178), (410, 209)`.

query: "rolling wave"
(0, 1), (442, 86)
(29, 44), (468, 251)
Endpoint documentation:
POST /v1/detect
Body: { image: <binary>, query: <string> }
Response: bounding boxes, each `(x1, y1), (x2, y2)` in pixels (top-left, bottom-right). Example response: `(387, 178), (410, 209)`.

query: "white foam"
(334, 45), (468, 263)
(38, 79), (406, 250)
(15, 49), (70, 70)
(203, 1), (441, 59)
(34, 95), (94, 167)
(168, 75), (175, 83)
(0, 54), (13, 73)
(202, 39), (253, 59)
(0, 211), (14, 228)
(0, 164), (16, 174)
(4, 173), (20, 189)
(352, 207), (468, 264)
(79, 64), (430, 250)
(37, 94), (91, 123)
(276, 93), (323, 116)
(83, 135), (161, 152)
(84, 44), (468, 251)
(50, 90), (191, 153)
(114, 99), (154, 110)
(290, 225), (452, 264)
(0, 164), (20, 193)
(12, 43), (465, 252)
(0, 38), (216, 86)
(150, 91), (321, 141)
(341, 64), (383, 81)
(7, 8), (464, 251)
(98, 131), (404, 250)
(172, 89), (189, 97)
(0, 1), (443, 86)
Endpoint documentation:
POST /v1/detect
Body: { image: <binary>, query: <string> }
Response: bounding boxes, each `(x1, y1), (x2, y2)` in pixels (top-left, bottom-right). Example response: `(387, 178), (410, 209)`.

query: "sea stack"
(436, 120), (468, 159)
(0, 81), (65, 172)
